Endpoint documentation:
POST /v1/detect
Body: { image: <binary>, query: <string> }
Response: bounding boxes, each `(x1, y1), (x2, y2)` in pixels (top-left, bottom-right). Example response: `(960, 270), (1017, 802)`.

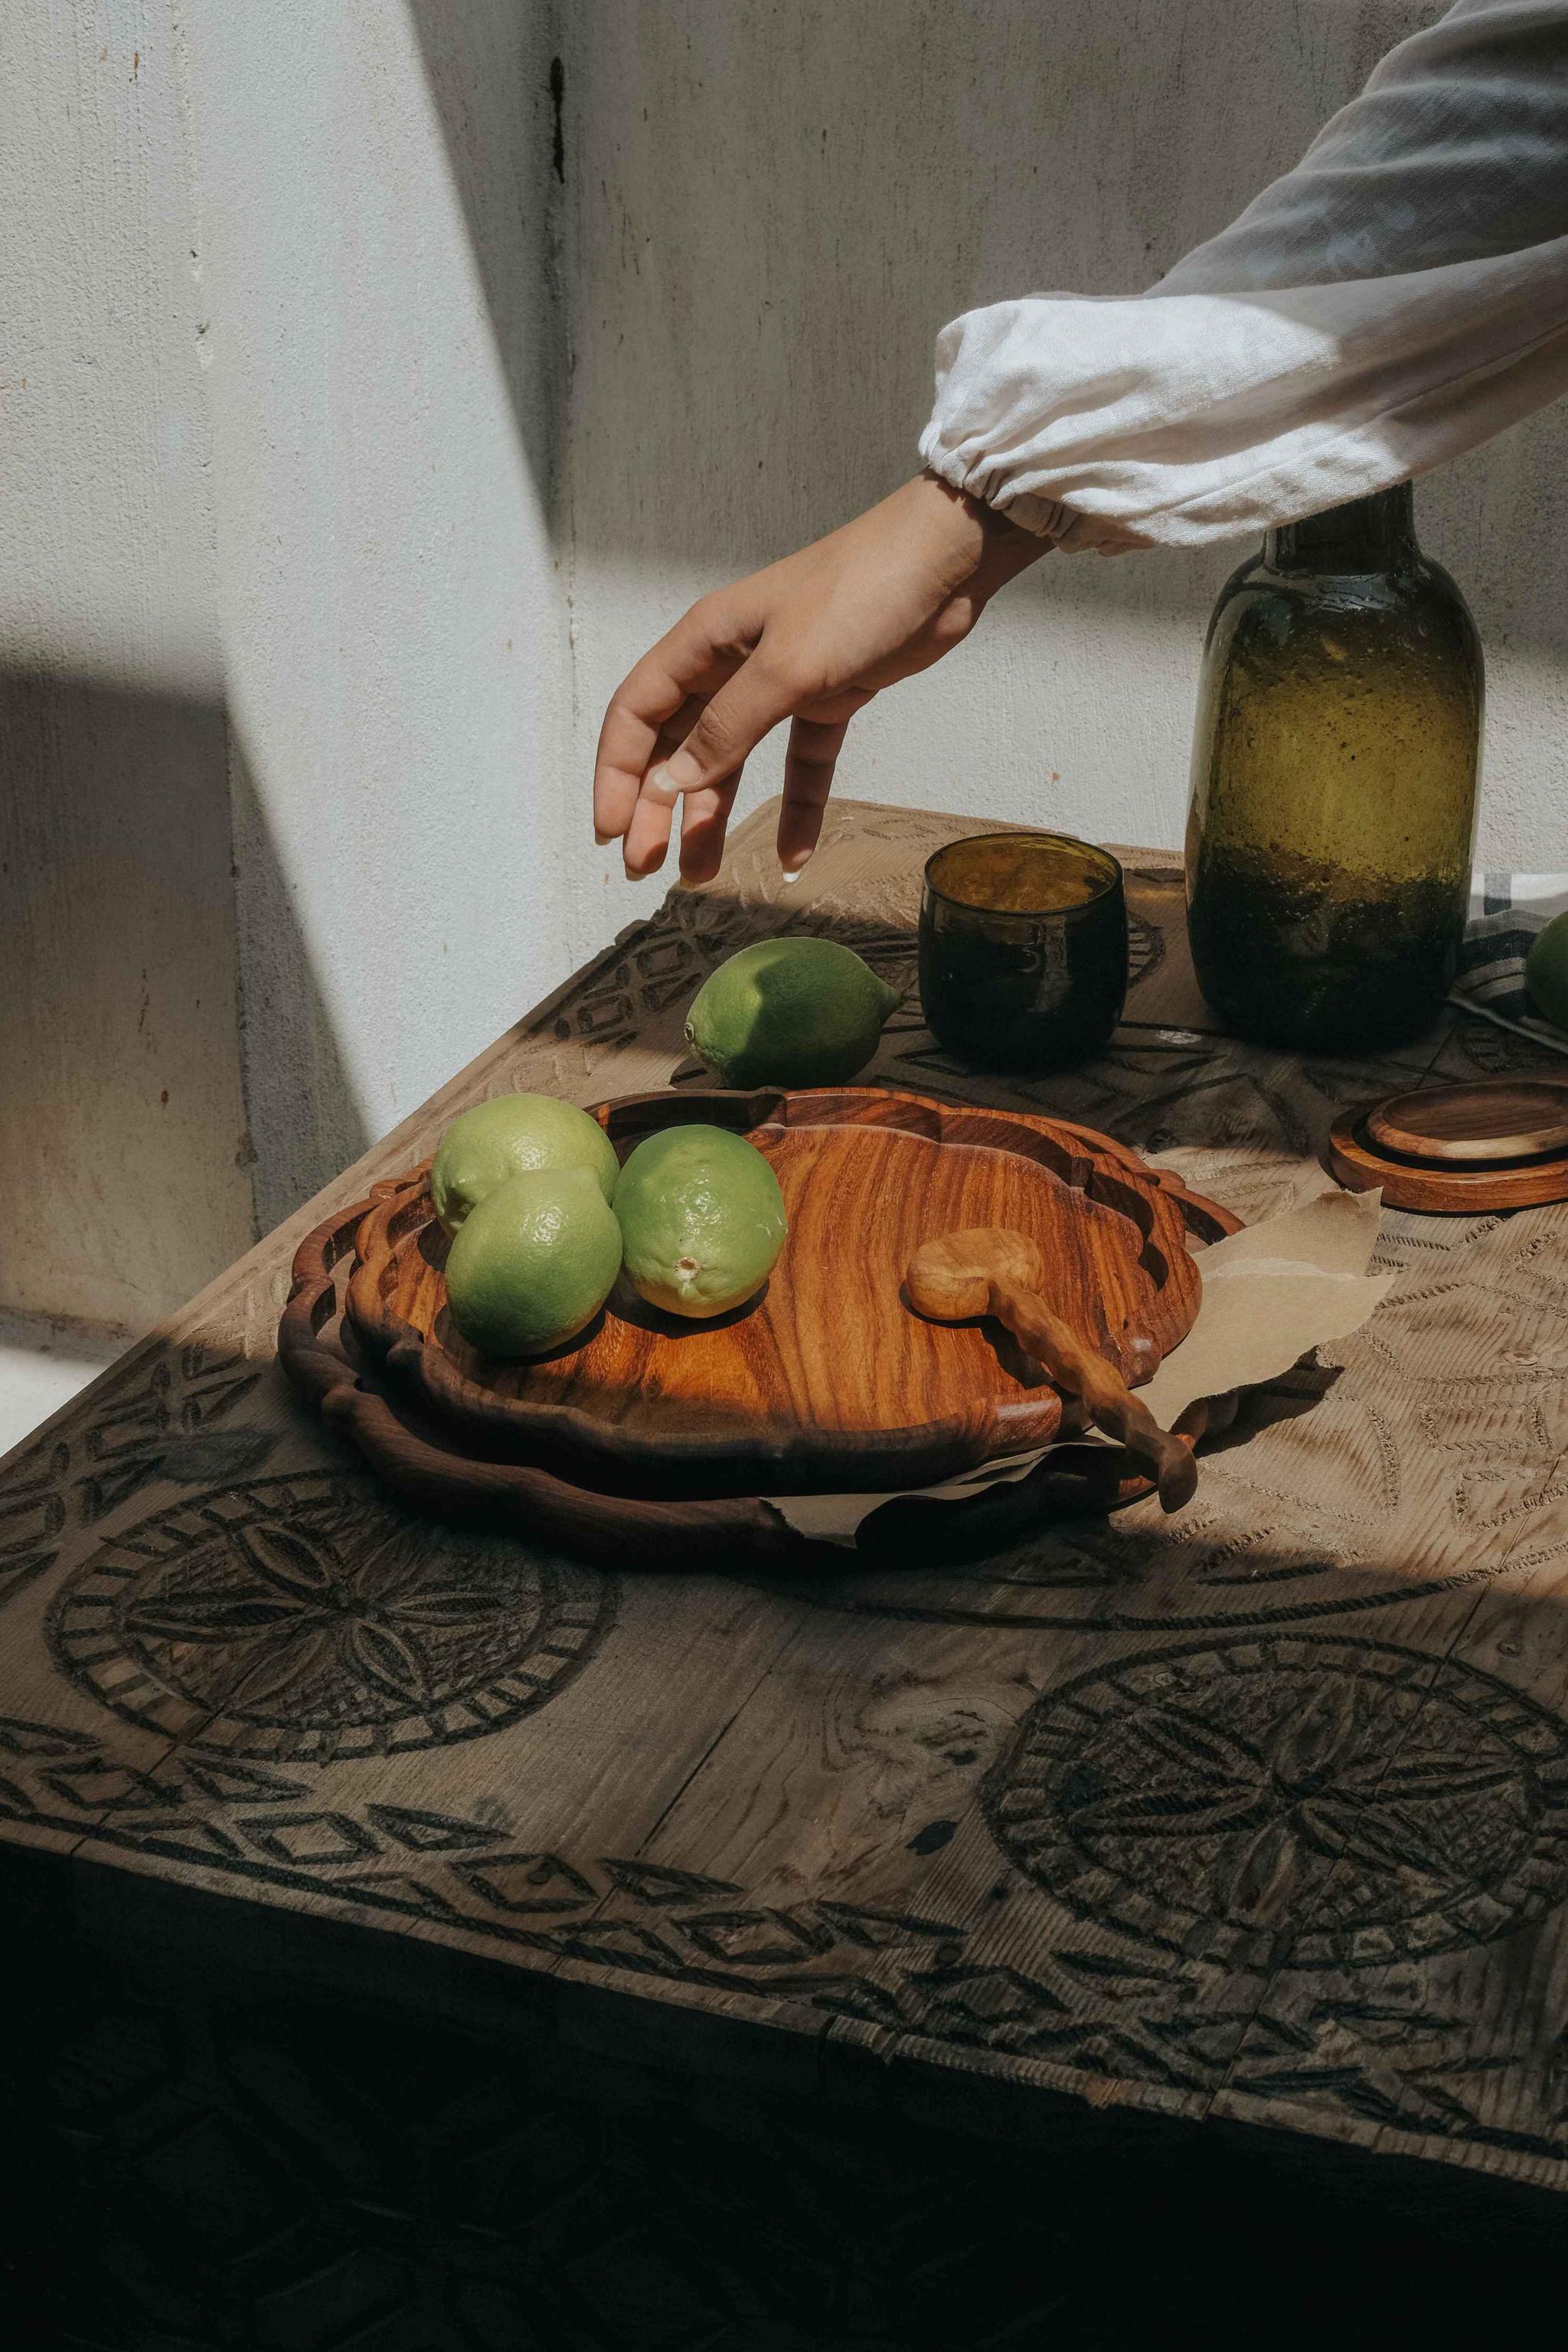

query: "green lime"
(444, 1168), (622, 1358)
(684, 937), (901, 1089)
(613, 1123), (786, 1319)
(1526, 911), (1568, 1034)
(431, 1093), (619, 1235)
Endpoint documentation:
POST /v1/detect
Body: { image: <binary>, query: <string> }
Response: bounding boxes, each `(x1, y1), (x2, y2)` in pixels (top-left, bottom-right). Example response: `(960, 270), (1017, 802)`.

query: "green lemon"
(684, 937), (901, 1089)
(431, 1093), (619, 1235)
(1526, 911), (1568, 1034)
(444, 1168), (622, 1358)
(613, 1124), (787, 1319)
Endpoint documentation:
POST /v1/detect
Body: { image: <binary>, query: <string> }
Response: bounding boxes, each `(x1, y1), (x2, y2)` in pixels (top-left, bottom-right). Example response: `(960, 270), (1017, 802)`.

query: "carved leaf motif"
(1129, 1700), (1265, 1782)
(222, 1625), (338, 1715)
(1065, 1780), (1267, 1842)
(232, 1522), (340, 1605)
(1213, 1817), (1305, 1927)
(124, 1587), (300, 1645)
(1267, 1677), (1363, 1787)
(344, 1619), (435, 1709)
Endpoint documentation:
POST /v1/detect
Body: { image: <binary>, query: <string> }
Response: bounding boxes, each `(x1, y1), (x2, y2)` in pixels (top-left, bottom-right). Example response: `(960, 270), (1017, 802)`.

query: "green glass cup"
(918, 831), (1128, 1072)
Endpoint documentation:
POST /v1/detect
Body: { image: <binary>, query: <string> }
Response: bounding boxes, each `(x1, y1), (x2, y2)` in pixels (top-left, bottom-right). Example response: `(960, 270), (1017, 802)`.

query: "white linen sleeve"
(918, 1), (1568, 552)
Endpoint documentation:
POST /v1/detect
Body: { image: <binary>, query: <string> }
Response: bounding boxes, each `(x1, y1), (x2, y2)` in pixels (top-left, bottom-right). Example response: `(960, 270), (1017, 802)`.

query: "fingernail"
(593, 828), (613, 845)
(648, 749), (701, 801)
(781, 869), (802, 887)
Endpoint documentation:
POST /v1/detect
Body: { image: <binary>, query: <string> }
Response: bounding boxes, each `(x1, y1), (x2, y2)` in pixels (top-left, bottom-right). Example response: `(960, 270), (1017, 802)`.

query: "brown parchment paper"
(769, 1187), (1392, 1547)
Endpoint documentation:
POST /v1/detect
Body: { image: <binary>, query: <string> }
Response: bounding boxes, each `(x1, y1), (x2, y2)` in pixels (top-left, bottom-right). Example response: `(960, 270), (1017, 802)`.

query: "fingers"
(777, 714), (850, 875)
(642, 655), (795, 807)
(593, 663), (687, 848)
(593, 598), (751, 847)
(620, 695), (706, 880)
(622, 654), (797, 880)
(677, 773), (742, 886)
(623, 750), (743, 881)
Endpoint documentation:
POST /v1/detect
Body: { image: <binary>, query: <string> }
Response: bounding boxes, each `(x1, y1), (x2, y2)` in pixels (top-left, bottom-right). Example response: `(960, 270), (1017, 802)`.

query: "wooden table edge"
(10, 1827), (1568, 2228)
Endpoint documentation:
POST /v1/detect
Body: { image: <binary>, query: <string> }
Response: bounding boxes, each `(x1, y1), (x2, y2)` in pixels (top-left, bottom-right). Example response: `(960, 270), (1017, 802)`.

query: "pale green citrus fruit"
(684, 937), (901, 1089)
(431, 1093), (619, 1235)
(443, 1168), (622, 1358)
(612, 1123), (786, 1319)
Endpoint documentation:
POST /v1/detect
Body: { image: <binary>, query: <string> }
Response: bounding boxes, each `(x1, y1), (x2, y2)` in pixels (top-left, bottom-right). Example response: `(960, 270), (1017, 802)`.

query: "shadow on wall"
(404, 0), (564, 533)
(224, 730), (374, 1238)
(446, 0), (1568, 665)
(0, 668), (368, 1331)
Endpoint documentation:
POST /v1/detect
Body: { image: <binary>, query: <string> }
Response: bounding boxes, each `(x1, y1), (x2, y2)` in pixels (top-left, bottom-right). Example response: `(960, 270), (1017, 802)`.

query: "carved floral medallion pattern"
(48, 1472), (614, 1759)
(988, 1637), (1568, 1970)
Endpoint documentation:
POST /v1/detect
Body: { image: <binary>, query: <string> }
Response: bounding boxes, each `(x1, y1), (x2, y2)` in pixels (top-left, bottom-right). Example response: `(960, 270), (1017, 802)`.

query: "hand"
(592, 470), (1048, 883)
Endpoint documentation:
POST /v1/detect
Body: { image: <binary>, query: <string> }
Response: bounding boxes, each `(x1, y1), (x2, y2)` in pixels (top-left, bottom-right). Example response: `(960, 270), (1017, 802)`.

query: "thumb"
(642, 655), (795, 803)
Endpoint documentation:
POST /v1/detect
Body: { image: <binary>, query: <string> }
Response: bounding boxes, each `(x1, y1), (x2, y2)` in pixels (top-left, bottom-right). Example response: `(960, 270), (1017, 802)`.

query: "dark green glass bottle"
(1184, 485), (1482, 1053)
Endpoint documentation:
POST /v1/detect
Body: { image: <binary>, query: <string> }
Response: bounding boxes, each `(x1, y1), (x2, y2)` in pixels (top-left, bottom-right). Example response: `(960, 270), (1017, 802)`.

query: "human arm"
(591, 472), (1046, 883)
(922, 0), (1568, 549)
(597, 0), (1568, 877)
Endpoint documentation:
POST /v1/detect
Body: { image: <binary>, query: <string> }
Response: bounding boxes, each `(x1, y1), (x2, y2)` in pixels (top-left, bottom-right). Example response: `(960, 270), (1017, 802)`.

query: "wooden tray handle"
(988, 1275), (1197, 1512)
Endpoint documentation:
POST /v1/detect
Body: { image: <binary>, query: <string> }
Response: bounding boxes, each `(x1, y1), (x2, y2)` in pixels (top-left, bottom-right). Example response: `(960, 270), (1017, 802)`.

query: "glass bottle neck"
(1265, 483), (1417, 573)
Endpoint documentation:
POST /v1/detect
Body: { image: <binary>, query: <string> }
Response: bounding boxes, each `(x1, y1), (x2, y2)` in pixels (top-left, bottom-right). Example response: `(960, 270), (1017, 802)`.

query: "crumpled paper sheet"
(767, 1186), (1392, 1549)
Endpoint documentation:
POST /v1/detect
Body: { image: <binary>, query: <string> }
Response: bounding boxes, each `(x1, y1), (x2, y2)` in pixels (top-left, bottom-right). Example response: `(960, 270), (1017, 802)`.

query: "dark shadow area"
(5, 1838), (1568, 2348)
(0, 668), (369, 1333)
(738, 1452), (1491, 1635)
(404, 0), (563, 532)
(608, 1269), (771, 1341)
(432, 1293), (612, 1368)
(224, 727), (374, 1235)
(1202, 1359), (1344, 1456)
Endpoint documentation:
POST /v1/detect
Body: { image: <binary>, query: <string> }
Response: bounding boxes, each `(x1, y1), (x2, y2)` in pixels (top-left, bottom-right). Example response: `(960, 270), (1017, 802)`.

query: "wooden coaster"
(1367, 1077), (1568, 1165)
(1329, 1076), (1568, 1213)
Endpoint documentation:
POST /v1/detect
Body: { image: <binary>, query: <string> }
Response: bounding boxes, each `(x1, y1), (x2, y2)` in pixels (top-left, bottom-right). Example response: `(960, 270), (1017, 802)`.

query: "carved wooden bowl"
(334, 1087), (1238, 1501)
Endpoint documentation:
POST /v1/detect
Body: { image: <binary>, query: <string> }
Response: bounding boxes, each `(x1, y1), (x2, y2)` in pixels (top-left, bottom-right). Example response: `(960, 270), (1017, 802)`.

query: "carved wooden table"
(7, 799), (1568, 2350)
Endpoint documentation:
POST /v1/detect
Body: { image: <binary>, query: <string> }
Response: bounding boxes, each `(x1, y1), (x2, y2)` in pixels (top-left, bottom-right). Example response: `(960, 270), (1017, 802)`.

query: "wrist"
(913, 469), (1047, 591)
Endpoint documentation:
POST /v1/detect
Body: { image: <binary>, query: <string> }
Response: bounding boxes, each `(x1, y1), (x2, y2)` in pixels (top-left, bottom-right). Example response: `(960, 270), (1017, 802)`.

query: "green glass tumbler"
(918, 831), (1128, 1072)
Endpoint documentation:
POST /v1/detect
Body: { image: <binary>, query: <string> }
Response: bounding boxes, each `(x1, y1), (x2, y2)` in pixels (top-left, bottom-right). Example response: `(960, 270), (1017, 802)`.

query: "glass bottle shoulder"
(1203, 549), (1481, 673)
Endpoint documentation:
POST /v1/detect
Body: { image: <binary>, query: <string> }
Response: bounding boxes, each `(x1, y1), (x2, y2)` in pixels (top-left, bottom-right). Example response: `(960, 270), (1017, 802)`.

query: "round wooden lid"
(1367, 1077), (1568, 1165)
(1328, 1076), (1568, 1213)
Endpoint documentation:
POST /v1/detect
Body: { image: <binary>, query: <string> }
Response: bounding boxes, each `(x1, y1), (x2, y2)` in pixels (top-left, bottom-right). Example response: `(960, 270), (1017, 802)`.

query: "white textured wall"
(561, 0), (1568, 962)
(180, 0), (570, 1231)
(0, 1), (253, 1328)
(2, 0), (569, 1322)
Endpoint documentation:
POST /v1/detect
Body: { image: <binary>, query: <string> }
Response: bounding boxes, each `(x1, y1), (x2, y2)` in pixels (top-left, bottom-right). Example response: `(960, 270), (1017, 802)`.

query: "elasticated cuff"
(917, 429), (1151, 555)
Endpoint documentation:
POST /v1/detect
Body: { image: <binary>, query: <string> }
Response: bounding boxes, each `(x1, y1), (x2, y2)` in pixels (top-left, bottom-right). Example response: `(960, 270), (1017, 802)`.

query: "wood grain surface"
(336, 1086), (1230, 1499)
(1367, 1075), (1568, 1164)
(280, 1186), (1234, 1563)
(1328, 1095), (1568, 1210)
(8, 796), (1568, 2250)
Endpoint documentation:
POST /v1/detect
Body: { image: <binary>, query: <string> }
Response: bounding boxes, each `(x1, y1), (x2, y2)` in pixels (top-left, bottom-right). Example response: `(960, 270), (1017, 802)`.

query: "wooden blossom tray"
(279, 1203), (1238, 1572)
(315, 1087), (1238, 1504)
